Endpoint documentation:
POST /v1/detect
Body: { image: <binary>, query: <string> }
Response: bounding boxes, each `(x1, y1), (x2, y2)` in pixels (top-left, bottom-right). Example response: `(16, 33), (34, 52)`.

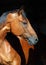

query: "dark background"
(0, 0), (46, 65)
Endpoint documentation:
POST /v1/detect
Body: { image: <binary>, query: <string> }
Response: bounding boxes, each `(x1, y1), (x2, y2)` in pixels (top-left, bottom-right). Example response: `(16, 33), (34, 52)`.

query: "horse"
(0, 9), (38, 65)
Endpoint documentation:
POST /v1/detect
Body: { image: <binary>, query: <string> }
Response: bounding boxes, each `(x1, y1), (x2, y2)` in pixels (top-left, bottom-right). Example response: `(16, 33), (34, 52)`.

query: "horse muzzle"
(26, 36), (38, 45)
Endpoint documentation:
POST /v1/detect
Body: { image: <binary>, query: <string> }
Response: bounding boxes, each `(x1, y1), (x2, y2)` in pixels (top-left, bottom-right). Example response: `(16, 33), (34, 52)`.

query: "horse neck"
(18, 36), (34, 63)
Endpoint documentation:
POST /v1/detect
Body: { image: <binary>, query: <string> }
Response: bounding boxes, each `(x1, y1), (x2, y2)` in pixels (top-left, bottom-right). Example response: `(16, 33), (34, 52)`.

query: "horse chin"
(27, 40), (37, 45)
(27, 40), (36, 45)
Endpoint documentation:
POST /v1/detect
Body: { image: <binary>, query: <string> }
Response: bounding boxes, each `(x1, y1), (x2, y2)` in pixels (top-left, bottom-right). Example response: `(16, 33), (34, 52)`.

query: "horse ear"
(17, 6), (24, 15)
(19, 9), (24, 14)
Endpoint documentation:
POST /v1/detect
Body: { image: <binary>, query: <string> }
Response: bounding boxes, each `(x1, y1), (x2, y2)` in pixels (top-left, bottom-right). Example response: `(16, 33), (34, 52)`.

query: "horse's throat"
(19, 38), (30, 63)
(18, 37), (34, 64)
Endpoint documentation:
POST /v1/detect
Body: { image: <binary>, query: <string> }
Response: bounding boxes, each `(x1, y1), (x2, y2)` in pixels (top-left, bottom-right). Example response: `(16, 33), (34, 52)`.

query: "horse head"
(6, 9), (38, 45)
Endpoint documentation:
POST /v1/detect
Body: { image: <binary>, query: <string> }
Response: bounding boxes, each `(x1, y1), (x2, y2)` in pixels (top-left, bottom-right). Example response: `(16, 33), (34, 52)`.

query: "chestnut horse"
(0, 9), (38, 65)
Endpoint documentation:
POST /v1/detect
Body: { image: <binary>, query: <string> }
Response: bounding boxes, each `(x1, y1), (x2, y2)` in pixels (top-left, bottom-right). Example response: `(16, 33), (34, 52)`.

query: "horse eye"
(22, 22), (27, 25)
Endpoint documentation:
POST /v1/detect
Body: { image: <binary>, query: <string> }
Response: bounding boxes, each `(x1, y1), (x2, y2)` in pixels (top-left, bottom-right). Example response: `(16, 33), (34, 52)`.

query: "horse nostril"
(35, 38), (38, 42)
